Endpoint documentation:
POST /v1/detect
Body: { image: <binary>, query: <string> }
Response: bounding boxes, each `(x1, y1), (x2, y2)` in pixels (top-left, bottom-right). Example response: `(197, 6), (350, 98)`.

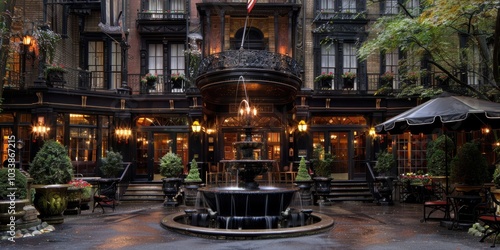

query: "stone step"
(121, 183), (165, 202)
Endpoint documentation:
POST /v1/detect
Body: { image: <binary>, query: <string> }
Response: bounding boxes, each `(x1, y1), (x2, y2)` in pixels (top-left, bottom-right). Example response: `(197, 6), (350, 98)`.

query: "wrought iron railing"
(137, 11), (187, 20)
(198, 50), (302, 77)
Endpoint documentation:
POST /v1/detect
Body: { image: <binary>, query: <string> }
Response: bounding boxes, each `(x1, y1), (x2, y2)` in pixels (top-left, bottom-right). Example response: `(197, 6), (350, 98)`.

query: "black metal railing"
(137, 11), (187, 21)
(202, 0), (298, 3)
(198, 50), (302, 77)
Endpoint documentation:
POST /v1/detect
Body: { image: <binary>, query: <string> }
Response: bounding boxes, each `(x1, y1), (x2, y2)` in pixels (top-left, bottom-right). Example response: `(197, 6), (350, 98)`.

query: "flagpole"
(240, 14), (249, 50)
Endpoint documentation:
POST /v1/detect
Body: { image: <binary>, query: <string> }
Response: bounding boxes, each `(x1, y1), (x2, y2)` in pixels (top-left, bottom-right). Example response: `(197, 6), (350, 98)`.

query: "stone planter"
(33, 184), (71, 224)
(0, 199), (29, 231)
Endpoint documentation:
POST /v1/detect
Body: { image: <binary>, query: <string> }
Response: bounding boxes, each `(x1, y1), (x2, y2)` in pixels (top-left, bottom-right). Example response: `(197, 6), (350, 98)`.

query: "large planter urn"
(183, 181), (203, 206)
(313, 177), (332, 205)
(0, 199), (29, 231)
(33, 184), (71, 224)
(294, 180), (314, 206)
(162, 178), (183, 207)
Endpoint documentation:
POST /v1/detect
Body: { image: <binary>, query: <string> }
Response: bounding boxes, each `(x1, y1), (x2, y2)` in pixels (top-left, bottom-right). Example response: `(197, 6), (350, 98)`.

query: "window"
(148, 43), (164, 92)
(320, 44), (336, 89)
(88, 41), (104, 89)
(467, 45), (481, 86)
(405, 0), (420, 16)
(320, 0), (335, 11)
(341, 0), (356, 13)
(385, 50), (399, 88)
(110, 42), (122, 89)
(170, 44), (185, 76)
(343, 43), (358, 89)
(384, 0), (398, 14)
(170, 0), (185, 18)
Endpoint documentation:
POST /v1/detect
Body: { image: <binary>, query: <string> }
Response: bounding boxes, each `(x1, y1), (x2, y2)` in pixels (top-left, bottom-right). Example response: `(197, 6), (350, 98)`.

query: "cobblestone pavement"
(0, 200), (493, 250)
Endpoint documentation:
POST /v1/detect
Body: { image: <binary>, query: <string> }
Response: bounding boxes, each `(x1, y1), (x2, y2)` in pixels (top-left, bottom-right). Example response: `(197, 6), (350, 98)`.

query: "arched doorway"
(231, 27), (266, 50)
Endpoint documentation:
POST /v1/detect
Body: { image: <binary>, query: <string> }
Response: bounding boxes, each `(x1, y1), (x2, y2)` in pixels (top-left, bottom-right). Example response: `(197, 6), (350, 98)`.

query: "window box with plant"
(171, 72), (186, 90)
(143, 73), (158, 88)
(44, 63), (67, 85)
(314, 72), (334, 89)
(380, 71), (395, 84)
(341, 71), (356, 89)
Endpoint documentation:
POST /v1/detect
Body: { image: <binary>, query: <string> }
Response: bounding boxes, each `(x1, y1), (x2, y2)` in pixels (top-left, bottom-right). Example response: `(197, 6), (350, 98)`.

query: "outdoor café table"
(447, 195), (483, 229)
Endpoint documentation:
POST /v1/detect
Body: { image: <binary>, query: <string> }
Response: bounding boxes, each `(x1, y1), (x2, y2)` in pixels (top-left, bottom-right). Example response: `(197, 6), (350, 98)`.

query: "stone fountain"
(161, 76), (334, 238)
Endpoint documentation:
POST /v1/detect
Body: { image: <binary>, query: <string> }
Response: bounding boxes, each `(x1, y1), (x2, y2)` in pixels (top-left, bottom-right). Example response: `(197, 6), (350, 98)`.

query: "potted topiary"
(159, 152), (184, 206)
(183, 159), (203, 206)
(294, 157), (313, 205)
(451, 141), (489, 195)
(100, 149), (124, 178)
(426, 134), (454, 177)
(98, 149), (123, 202)
(0, 168), (30, 230)
(374, 149), (396, 205)
(374, 149), (395, 176)
(311, 145), (334, 202)
(29, 140), (73, 224)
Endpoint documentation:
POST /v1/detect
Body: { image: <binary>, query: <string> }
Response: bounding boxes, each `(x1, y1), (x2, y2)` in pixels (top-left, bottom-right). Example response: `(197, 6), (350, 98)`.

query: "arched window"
(232, 27), (265, 50)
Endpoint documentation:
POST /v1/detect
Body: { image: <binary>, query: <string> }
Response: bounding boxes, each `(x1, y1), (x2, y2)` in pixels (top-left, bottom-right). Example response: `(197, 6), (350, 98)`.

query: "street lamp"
(16, 139), (25, 170)
(192, 120), (201, 133)
(298, 120), (308, 132)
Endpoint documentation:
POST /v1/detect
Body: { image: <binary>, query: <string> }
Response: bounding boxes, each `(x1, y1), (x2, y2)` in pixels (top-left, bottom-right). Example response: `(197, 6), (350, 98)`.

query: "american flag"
(247, 0), (256, 14)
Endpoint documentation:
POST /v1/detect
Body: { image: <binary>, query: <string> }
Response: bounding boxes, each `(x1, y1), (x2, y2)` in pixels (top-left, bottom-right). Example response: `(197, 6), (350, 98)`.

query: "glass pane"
(176, 133), (189, 169)
(330, 132), (348, 180)
(223, 133), (237, 160)
(136, 132), (149, 176)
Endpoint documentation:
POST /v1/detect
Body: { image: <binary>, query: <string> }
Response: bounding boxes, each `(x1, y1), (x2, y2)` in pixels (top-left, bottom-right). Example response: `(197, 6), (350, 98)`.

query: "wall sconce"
(116, 128), (132, 139)
(369, 127), (376, 137)
(32, 116), (49, 137)
(298, 120), (307, 132)
(192, 120), (201, 133)
(482, 126), (490, 134)
(23, 35), (32, 46)
(33, 124), (50, 137)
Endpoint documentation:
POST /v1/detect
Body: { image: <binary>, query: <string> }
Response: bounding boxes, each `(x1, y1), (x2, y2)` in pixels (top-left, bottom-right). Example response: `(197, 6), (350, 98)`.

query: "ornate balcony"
(196, 50), (302, 105)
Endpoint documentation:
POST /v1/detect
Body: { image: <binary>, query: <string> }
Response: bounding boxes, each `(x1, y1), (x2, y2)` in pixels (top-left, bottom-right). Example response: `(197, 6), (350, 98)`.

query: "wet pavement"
(0, 200), (493, 250)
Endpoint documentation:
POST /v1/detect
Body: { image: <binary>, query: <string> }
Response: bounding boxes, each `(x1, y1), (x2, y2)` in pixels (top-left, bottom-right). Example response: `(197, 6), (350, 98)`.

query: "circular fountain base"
(161, 211), (334, 240)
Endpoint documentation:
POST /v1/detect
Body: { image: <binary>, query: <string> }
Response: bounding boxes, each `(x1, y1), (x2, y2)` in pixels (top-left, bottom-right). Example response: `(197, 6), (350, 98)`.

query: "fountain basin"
(161, 211), (334, 239)
(200, 186), (297, 217)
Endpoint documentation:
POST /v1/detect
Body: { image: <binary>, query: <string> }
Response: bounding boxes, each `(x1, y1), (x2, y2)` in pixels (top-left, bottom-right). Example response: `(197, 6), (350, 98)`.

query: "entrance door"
(329, 132), (349, 180)
(153, 133), (172, 181)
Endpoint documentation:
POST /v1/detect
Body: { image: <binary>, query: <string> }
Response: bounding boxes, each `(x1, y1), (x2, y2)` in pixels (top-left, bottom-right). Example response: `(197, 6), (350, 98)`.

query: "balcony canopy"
(196, 50), (302, 105)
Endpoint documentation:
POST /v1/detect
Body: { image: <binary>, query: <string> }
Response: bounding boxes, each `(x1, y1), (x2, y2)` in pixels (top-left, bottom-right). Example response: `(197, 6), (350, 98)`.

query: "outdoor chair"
(421, 183), (452, 222)
(477, 190), (500, 247)
(92, 179), (118, 213)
